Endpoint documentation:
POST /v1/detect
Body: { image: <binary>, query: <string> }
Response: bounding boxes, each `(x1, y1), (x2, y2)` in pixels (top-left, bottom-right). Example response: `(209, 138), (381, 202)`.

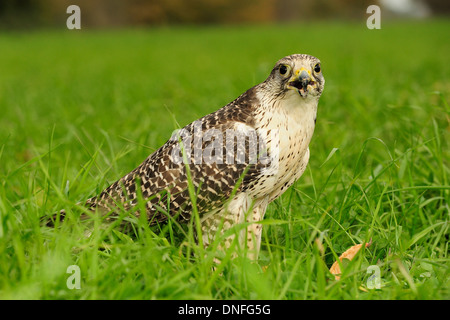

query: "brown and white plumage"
(56, 54), (325, 259)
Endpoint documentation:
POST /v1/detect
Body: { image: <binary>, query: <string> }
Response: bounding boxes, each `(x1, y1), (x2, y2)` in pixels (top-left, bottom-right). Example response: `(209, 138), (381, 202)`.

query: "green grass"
(0, 20), (449, 300)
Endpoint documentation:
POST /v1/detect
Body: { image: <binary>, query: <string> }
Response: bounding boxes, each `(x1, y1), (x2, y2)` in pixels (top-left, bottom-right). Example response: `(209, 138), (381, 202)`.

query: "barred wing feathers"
(85, 87), (269, 224)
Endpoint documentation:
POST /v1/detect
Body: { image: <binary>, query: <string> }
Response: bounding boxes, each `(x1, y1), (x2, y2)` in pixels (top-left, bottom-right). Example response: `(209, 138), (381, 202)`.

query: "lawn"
(0, 19), (448, 300)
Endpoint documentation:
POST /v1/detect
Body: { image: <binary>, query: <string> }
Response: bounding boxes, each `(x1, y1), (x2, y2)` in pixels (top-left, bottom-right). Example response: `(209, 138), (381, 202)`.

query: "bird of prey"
(52, 54), (325, 260)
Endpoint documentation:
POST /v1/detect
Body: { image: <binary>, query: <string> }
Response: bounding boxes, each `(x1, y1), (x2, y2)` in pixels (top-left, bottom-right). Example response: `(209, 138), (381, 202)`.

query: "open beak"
(288, 68), (315, 97)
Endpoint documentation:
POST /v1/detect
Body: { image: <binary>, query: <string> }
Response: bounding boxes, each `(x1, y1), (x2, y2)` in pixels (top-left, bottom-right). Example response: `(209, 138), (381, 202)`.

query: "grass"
(0, 19), (449, 300)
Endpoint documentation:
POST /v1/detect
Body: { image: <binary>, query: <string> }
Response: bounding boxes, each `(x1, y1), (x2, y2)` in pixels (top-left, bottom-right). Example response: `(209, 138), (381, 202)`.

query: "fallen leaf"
(330, 240), (372, 280)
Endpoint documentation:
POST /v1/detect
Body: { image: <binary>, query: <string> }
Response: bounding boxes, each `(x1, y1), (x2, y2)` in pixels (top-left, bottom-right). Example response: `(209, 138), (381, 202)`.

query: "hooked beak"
(288, 68), (315, 97)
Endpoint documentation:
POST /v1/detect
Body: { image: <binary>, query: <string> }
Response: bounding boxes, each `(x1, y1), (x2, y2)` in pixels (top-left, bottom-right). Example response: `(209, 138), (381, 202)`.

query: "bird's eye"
(314, 63), (321, 73)
(279, 64), (288, 75)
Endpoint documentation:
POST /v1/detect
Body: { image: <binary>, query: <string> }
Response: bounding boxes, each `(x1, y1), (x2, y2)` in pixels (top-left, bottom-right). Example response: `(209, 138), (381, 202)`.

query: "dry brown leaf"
(330, 240), (372, 280)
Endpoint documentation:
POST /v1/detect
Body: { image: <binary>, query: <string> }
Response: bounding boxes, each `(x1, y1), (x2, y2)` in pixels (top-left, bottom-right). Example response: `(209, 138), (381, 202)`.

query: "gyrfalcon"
(50, 54), (325, 260)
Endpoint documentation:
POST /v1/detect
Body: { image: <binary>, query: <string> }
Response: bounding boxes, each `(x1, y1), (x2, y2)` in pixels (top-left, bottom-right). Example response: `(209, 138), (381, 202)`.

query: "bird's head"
(265, 54), (325, 100)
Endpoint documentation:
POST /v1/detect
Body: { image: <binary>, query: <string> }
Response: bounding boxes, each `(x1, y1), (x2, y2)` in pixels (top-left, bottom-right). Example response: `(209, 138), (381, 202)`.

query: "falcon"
(51, 54), (325, 260)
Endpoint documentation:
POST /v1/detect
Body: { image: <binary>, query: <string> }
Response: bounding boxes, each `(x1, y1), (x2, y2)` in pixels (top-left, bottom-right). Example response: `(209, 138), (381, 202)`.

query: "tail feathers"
(42, 209), (67, 227)
(42, 197), (107, 227)
(42, 198), (95, 227)
(42, 195), (137, 228)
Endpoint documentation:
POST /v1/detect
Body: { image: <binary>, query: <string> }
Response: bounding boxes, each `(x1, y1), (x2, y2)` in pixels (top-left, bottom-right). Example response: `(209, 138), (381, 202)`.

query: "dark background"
(1, 0), (449, 29)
